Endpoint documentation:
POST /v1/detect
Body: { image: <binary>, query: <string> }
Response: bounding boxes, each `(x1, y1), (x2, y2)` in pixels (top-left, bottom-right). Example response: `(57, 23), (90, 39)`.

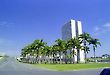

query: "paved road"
(0, 58), (102, 75)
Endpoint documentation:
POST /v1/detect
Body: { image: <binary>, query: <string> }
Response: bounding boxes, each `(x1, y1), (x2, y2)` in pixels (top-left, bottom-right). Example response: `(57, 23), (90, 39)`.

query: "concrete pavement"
(0, 57), (102, 75)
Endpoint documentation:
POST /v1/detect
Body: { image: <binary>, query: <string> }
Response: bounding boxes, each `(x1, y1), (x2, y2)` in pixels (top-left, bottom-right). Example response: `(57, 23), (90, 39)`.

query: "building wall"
(71, 20), (77, 62)
(62, 21), (72, 40)
(62, 19), (85, 63)
(77, 21), (85, 63)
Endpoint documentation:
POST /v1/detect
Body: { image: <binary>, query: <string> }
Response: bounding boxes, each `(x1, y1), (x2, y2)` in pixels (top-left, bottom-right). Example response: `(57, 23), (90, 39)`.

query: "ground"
(0, 57), (106, 75)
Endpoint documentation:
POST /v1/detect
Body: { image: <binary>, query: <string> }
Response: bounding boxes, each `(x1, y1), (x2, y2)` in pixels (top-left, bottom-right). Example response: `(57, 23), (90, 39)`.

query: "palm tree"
(51, 45), (58, 64)
(67, 38), (77, 64)
(74, 37), (83, 63)
(55, 39), (65, 64)
(63, 42), (69, 64)
(21, 49), (27, 57)
(56, 40), (68, 64)
(48, 46), (53, 64)
(21, 44), (33, 63)
(33, 39), (46, 63)
(78, 32), (91, 63)
(84, 46), (90, 62)
(89, 38), (101, 62)
(42, 45), (51, 64)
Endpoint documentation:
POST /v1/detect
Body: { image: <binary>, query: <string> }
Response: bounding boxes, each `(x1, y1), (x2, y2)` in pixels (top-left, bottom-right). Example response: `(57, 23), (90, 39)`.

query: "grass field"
(0, 57), (2, 59)
(33, 63), (110, 71)
(0, 57), (7, 64)
(0, 57), (4, 63)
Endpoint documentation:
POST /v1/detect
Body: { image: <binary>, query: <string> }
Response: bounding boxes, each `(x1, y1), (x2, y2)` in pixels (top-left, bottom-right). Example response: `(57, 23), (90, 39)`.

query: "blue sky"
(0, 0), (110, 57)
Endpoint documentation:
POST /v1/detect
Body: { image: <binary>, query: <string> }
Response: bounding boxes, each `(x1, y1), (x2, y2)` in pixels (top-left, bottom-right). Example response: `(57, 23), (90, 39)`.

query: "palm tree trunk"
(84, 41), (87, 64)
(53, 52), (55, 64)
(84, 50), (87, 64)
(77, 49), (80, 63)
(93, 47), (96, 63)
(59, 51), (62, 64)
(72, 49), (75, 64)
(64, 51), (67, 64)
(70, 49), (72, 64)
(47, 55), (50, 64)
(36, 50), (39, 63)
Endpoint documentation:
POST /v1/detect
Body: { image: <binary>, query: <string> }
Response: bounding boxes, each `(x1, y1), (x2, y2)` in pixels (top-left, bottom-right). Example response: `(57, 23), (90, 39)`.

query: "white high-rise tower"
(62, 19), (85, 63)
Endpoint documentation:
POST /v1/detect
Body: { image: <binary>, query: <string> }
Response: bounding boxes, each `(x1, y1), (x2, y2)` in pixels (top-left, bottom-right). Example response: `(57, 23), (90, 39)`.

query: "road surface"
(0, 57), (102, 75)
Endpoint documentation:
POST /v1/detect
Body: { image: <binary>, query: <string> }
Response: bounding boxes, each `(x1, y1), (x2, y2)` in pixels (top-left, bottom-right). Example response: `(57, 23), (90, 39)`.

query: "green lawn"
(33, 63), (110, 71)
(0, 57), (7, 64)
(0, 57), (3, 61)
(0, 57), (4, 63)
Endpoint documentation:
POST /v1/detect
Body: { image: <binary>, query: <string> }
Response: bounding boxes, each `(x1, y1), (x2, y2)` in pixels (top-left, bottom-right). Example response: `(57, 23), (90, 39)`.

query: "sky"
(0, 0), (110, 57)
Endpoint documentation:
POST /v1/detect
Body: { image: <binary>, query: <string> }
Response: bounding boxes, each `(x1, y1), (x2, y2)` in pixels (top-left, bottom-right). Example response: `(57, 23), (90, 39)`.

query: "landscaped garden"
(0, 56), (3, 61)
(0, 55), (7, 64)
(19, 32), (101, 64)
(33, 63), (110, 71)
(0, 55), (4, 61)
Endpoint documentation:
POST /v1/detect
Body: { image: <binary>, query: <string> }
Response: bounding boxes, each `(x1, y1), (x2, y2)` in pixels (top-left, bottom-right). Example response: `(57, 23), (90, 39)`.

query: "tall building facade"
(62, 19), (85, 63)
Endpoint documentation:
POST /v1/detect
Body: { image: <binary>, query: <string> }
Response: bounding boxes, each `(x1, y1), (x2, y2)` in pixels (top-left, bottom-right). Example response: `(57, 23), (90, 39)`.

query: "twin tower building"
(62, 19), (85, 63)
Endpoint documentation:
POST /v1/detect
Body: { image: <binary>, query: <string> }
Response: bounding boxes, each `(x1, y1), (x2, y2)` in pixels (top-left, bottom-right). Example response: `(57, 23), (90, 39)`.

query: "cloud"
(0, 21), (14, 27)
(94, 26), (100, 31)
(94, 22), (110, 35)
(0, 21), (8, 26)
(103, 23), (110, 27)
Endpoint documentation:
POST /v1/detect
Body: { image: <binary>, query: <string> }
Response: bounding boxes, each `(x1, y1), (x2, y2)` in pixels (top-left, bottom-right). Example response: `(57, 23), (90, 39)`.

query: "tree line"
(20, 32), (101, 64)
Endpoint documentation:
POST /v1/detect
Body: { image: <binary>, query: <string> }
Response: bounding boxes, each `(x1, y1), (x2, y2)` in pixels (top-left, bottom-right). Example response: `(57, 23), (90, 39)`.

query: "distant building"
(62, 19), (85, 63)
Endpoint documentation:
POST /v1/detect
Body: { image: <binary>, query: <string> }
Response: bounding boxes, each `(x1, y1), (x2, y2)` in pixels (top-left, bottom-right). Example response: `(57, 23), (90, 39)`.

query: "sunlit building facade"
(62, 19), (85, 63)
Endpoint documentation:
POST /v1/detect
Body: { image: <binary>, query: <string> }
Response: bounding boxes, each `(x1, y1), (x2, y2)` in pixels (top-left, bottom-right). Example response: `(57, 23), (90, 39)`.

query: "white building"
(62, 19), (85, 63)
